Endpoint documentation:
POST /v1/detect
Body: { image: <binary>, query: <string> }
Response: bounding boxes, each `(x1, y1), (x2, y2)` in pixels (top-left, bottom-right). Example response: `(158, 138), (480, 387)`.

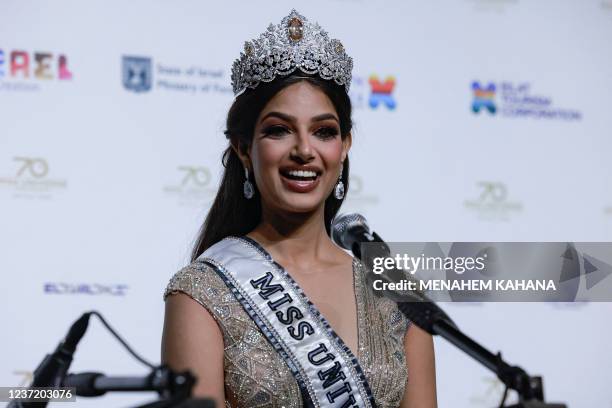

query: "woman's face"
(247, 81), (351, 216)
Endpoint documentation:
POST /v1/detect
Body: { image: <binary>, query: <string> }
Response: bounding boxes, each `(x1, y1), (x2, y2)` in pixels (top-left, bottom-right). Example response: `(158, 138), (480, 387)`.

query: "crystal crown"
(231, 9), (353, 96)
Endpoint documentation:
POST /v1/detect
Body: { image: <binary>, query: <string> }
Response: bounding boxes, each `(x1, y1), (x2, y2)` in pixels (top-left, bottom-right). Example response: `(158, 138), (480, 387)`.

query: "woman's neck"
(247, 205), (337, 269)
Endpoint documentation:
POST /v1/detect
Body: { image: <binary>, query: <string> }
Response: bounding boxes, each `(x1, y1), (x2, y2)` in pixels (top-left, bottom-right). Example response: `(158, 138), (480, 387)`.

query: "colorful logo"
(0, 49), (72, 80)
(471, 80), (581, 120)
(122, 56), (152, 93)
(368, 75), (396, 110)
(471, 81), (496, 114)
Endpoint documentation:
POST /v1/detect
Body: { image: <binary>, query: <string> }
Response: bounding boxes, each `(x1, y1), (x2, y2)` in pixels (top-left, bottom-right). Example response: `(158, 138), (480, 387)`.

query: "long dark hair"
(191, 73), (353, 261)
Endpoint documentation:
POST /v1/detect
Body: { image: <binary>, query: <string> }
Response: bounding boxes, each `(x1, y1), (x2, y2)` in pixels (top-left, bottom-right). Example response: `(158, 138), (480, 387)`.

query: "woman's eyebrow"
(259, 111), (339, 124)
(311, 113), (339, 123)
(259, 111), (295, 123)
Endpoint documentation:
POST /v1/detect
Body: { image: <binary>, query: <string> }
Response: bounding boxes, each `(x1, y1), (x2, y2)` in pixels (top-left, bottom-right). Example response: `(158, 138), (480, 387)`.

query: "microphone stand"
(396, 302), (566, 408)
(9, 312), (215, 408)
(62, 365), (215, 408)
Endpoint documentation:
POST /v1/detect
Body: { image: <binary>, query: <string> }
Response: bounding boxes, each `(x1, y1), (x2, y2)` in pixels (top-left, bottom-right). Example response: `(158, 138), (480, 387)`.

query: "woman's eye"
(262, 125), (290, 137)
(315, 126), (339, 139)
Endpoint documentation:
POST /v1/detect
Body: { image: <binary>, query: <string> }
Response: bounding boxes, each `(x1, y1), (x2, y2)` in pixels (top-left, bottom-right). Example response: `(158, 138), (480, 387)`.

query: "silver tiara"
(231, 9), (353, 96)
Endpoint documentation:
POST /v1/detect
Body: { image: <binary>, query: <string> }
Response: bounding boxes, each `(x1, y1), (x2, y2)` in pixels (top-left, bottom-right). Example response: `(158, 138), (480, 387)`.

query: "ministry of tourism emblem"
(122, 56), (152, 93)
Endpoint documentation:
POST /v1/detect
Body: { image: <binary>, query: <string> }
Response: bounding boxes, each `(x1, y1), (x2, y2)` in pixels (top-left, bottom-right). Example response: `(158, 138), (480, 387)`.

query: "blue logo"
(122, 56), (152, 93)
(44, 282), (129, 296)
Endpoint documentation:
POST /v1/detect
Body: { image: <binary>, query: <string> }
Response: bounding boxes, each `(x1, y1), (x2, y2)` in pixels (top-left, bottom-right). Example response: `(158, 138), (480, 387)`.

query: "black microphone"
(331, 213), (457, 333)
(331, 213), (384, 259)
(8, 313), (91, 408)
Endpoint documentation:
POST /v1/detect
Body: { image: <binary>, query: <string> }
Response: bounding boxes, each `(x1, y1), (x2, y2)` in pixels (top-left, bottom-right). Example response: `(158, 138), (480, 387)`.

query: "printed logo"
(471, 82), (496, 114)
(463, 181), (523, 221)
(0, 156), (68, 199)
(122, 56), (152, 93)
(179, 166), (211, 187)
(121, 55), (230, 95)
(0, 48), (73, 92)
(16, 157), (49, 178)
(163, 165), (217, 207)
(368, 75), (396, 110)
(348, 76), (366, 108)
(349, 74), (397, 111)
(471, 80), (581, 120)
(44, 282), (129, 296)
(344, 174), (379, 209)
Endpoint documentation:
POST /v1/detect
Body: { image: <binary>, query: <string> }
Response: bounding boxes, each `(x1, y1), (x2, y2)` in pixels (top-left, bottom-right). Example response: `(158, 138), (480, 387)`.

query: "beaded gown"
(164, 246), (411, 408)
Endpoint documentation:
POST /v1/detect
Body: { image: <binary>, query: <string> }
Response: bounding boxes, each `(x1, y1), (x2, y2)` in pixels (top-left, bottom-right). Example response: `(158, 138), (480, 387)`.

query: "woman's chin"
(277, 193), (328, 214)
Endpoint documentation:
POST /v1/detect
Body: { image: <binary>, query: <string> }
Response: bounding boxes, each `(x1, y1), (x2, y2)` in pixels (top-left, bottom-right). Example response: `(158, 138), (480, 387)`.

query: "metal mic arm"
(62, 365), (215, 408)
(397, 300), (542, 400)
(398, 302), (566, 408)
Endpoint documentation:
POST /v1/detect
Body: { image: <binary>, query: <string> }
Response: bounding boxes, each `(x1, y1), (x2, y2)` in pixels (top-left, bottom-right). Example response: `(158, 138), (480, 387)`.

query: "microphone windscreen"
(331, 213), (369, 249)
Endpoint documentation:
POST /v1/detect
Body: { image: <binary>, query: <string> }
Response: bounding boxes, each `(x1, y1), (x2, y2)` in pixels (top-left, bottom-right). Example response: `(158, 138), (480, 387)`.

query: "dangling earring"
(243, 166), (254, 199)
(334, 163), (345, 200)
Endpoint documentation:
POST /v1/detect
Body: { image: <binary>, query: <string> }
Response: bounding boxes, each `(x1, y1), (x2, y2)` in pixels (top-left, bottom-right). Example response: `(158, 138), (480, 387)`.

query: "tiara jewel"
(230, 9), (353, 96)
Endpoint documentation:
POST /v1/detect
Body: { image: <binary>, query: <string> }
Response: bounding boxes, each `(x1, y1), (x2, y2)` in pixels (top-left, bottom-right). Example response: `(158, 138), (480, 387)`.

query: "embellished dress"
(164, 236), (411, 408)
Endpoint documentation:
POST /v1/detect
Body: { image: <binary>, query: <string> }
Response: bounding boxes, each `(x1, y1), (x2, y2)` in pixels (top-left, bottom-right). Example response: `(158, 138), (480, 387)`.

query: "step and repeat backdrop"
(1, 0), (611, 407)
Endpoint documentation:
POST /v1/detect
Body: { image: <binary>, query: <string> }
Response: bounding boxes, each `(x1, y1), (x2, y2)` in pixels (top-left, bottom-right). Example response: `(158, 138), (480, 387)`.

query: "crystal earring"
(334, 164), (345, 200)
(243, 166), (254, 199)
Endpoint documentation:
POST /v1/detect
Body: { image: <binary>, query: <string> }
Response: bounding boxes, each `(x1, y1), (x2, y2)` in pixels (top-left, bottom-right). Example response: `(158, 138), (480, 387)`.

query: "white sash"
(199, 236), (376, 408)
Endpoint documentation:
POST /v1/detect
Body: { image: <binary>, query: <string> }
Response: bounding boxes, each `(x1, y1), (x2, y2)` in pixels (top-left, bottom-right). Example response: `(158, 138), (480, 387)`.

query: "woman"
(162, 10), (436, 408)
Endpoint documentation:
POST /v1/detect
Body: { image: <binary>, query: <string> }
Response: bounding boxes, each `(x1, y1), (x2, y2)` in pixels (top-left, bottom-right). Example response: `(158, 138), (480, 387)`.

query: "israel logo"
(122, 56), (152, 93)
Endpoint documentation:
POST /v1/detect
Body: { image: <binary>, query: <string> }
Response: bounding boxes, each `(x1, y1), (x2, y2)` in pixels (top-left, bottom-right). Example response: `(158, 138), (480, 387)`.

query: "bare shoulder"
(162, 261), (226, 359)
(400, 324), (438, 408)
(162, 265), (227, 405)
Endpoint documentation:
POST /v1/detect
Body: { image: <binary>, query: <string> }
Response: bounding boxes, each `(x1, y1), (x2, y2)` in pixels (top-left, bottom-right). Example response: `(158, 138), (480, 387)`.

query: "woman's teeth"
(286, 170), (317, 179)
(280, 168), (321, 192)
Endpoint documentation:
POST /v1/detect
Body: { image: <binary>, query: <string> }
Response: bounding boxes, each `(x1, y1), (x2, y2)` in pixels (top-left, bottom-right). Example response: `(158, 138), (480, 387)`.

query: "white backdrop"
(1, 0), (612, 407)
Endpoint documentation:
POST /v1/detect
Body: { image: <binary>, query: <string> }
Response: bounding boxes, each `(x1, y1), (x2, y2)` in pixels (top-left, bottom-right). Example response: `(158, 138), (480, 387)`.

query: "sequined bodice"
(164, 256), (410, 407)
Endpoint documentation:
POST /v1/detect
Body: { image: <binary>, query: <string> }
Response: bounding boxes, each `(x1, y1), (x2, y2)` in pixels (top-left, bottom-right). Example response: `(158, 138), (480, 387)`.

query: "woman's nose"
(290, 131), (314, 162)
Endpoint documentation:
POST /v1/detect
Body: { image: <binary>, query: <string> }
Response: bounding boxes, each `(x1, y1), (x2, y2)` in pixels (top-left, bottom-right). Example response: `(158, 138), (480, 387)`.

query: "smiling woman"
(161, 9), (436, 408)
(185, 71), (354, 254)
(245, 81), (350, 214)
